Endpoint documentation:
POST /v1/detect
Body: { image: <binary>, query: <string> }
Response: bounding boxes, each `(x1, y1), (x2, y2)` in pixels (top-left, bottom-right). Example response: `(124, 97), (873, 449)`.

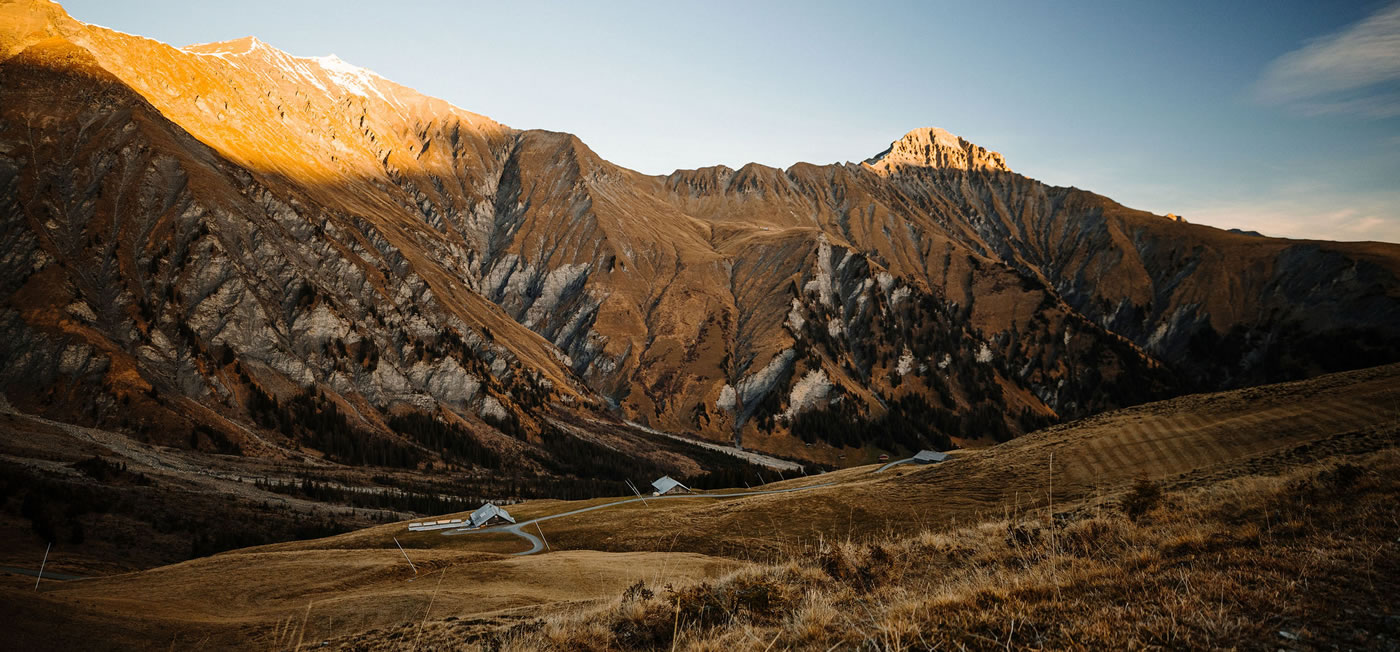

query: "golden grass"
(7, 366), (1397, 649)
(0, 549), (742, 650)
(380, 444), (1400, 651)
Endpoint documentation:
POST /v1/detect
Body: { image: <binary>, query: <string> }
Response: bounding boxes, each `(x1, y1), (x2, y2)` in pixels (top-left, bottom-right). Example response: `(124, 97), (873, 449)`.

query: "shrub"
(620, 580), (654, 603)
(1120, 478), (1162, 521)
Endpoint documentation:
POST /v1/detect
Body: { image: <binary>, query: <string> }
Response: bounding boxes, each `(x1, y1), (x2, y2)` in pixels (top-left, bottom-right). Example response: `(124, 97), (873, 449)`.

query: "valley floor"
(3, 364), (1399, 650)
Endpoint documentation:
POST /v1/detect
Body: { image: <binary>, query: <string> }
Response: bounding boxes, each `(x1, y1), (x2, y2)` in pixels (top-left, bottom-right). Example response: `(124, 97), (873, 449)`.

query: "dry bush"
(1120, 477), (1162, 521)
(1059, 514), (1132, 559)
(620, 580), (653, 603)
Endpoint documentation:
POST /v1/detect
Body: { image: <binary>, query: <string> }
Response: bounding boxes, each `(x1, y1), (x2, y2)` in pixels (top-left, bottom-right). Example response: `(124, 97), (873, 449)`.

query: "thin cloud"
(1254, 2), (1400, 117)
(1299, 92), (1400, 118)
(1179, 189), (1400, 244)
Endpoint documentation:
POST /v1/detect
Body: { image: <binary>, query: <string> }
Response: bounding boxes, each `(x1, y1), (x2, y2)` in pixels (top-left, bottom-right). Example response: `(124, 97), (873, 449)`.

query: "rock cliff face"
(4, 0), (1400, 469)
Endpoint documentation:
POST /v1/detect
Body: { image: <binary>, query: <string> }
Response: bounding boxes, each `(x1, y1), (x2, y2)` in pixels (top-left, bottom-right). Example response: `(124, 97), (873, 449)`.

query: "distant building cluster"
(407, 502), (515, 531)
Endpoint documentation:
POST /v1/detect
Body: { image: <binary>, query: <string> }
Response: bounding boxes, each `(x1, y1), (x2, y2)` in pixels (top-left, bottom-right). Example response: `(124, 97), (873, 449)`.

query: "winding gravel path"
(443, 482), (838, 555)
(875, 457), (917, 473)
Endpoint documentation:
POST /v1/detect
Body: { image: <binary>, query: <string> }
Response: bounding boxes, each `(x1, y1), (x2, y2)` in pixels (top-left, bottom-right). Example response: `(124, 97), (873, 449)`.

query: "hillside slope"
(4, 363), (1397, 650)
(320, 362), (1400, 559)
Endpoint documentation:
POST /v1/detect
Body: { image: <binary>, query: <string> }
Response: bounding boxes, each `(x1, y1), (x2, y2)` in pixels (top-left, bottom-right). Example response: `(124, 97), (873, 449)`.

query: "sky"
(62, 0), (1400, 243)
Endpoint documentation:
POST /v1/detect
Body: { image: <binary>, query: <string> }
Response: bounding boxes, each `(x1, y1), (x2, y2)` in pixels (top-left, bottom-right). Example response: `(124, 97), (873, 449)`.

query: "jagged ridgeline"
(3, 0), (1400, 473)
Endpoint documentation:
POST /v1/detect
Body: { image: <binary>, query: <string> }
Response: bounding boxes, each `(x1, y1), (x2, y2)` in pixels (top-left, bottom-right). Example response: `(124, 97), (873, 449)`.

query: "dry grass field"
(4, 363), (1398, 649)
(291, 363), (1400, 561)
(1, 549), (741, 649)
(475, 448), (1400, 650)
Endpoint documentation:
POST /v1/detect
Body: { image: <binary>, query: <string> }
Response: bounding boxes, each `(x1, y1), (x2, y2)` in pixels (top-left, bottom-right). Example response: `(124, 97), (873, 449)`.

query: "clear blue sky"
(63, 1), (1400, 243)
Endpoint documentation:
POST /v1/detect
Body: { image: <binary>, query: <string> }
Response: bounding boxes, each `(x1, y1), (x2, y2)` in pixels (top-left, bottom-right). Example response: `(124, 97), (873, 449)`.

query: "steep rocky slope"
(3, 0), (1399, 474)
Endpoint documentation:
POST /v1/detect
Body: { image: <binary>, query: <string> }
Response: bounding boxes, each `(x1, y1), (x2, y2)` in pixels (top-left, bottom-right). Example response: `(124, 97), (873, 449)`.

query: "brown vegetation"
(3, 365), (1397, 650)
(409, 448), (1400, 650)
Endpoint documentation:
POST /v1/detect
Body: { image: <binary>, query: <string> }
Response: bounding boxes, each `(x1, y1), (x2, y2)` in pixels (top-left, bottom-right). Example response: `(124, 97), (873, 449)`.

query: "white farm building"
(468, 503), (515, 529)
(651, 475), (691, 496)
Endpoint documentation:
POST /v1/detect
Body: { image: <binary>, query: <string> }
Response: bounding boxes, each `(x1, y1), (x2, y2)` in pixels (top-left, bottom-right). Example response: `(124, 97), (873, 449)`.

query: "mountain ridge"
(3, 0), (1399, 476)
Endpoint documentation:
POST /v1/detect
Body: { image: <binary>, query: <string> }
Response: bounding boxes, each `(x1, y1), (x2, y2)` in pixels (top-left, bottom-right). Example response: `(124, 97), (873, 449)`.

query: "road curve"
(501, 522), (545, 555)
(444, 482), (837, 555)
(875, 457), (917, 472)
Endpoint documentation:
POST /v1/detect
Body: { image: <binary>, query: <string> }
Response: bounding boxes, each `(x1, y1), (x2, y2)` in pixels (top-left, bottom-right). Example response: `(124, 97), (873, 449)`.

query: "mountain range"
(4, 0), (1400, 475)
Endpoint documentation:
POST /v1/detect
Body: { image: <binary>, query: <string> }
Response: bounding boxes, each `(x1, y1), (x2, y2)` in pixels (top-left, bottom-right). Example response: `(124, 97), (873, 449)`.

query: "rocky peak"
(864, 127), (1010, 174)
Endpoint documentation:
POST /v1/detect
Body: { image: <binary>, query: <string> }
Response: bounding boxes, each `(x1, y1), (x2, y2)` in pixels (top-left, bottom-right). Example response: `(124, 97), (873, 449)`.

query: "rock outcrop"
(864, 127), (1011, 174)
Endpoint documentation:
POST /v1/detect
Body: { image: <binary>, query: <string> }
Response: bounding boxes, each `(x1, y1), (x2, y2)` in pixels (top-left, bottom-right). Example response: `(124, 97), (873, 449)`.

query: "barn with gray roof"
(913, 450), (949, 464)
(468, 503), (515, 528)
(651, 475), (690, 496)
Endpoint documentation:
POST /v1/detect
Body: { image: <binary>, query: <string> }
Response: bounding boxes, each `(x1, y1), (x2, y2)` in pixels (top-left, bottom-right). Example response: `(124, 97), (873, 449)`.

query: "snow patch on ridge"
(183, 36), (401, 107)
(314, 54), (391, 102)
(185, 36), (267, 56)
